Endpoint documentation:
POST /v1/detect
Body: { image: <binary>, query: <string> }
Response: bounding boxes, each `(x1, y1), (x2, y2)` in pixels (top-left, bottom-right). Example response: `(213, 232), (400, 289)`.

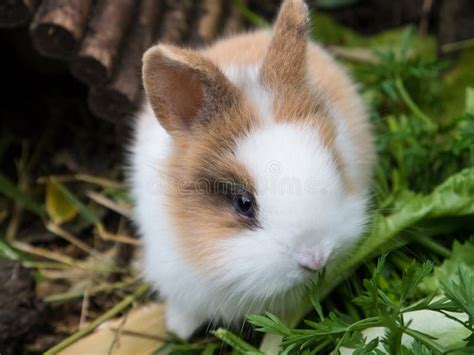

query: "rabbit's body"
(130, 0), (374, 338)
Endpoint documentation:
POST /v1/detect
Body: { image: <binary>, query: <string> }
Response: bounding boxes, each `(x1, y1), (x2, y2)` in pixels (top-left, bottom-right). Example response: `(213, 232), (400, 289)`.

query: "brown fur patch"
(165, 93), (261, 269)
(260, 0), (309, 90)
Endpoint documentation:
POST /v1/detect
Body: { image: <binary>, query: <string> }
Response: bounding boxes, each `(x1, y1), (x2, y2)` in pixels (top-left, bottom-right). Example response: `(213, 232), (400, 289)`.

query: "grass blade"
(0, 173), (46, 219)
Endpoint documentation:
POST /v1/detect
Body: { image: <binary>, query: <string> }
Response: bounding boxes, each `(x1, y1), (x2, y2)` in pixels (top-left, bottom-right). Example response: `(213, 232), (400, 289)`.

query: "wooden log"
(70, 0), (137, 86)
(160, 0), (194, 43)
(30, 0), (93, 59)
(0, 0), (39, 28)
(191, 0), (223, 45)
(222, 0), (247, 36)
(88, 0), (163, 122)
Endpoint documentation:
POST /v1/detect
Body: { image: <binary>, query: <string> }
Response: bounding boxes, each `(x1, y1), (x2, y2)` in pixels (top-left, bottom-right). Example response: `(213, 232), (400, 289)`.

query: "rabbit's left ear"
(142, 44), (237, 136)
(260, 0), (310, 90)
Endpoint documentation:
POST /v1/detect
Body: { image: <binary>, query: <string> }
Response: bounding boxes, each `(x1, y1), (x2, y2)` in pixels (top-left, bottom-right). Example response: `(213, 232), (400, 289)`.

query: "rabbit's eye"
(233, 194), (255, 218)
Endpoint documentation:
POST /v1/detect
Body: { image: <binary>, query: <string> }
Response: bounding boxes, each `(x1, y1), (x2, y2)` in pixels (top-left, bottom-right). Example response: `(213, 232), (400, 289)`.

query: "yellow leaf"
(60, 303), (166, 355)
(46, 180), (78, 224)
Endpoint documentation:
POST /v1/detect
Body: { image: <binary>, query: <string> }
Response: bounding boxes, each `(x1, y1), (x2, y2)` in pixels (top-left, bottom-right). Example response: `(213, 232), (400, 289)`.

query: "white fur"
(207, 123), (368, 319)
(130, 58), (370, 339)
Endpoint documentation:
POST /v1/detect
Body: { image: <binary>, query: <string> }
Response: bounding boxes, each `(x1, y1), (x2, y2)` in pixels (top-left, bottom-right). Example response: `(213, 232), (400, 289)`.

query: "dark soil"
(0, 259), (47, 355)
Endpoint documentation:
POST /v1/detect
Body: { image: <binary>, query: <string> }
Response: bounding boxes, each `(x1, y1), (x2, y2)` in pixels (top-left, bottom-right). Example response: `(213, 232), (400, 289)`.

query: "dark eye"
(233, 194), (255, 218)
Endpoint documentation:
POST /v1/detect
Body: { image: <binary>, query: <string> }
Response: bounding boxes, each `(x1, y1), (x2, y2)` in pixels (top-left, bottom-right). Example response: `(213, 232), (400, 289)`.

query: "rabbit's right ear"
(142, 45), (237, 136)
(260, 0), (310, 90)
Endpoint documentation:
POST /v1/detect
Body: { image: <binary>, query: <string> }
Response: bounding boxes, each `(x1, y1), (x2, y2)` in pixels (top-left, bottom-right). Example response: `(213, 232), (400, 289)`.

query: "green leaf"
(442, 49), (474, 118)
(247, 313), (292, 337)
(202, 343), (218, 355)
(402, 327), (445, 354)
(0, 173), (46, 219)
(46, 179), (78, 224)
(399, 27), (414, 60)
(308, 270), (326, 321)
(304, 312), (354, 336)
(317, 0), (358, 9)
(403, 340), (433, 355)
(399, 261), (433, 304)
(368, 26), (437, 59)
(0, 238), (21, 260)
(381, 325), (404, 355)
(420, 241), (474, 294)
(311, 13), (363, 46)
(466, 87), (474, 115)
(232, 0), (269, 28)
(213, 328), (262, 354)
(439, 267), (474, 324)
(352, 335), (380, 354)
(347, 168), (474, 273)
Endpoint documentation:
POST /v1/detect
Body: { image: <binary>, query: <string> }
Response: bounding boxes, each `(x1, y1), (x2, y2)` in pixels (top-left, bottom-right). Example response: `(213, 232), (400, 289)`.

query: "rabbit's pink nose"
(298, 251), (327, 272)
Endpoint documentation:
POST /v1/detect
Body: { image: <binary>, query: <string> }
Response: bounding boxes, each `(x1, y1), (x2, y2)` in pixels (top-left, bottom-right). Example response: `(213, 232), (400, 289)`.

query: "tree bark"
(70, 0), (137, 86)
(0, 0), (39, 28)
(191, 0), (223, 46)
(88, 0), (163, 122)
(30, 0), (93, 59)
(160, 0), (194, 43)
(223, 0), (248, 36)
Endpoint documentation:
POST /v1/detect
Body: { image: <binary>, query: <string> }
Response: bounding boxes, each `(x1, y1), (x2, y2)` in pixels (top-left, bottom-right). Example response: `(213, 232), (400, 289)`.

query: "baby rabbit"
(130, 0), (375, 338)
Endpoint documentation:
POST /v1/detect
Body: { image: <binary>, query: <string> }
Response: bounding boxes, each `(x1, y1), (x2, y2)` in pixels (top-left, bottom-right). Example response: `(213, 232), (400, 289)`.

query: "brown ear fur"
(142, 44), (237, 135)
(260, 0), (310, 89)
